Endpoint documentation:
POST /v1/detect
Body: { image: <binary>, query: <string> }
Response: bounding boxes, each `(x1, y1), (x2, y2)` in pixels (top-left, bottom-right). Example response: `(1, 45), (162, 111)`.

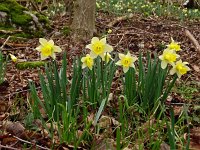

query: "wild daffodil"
(81, 54), (94, 70)
(9, 54), (17, 62)
(159, 49), (180, 69)
(36, 38), (62, 60)
(86, 37), (113, 59)
(116, 51), (137, 73)
(170, 60), (190, 78)
(102, 53), (113, 63)
(167, 38), (181, 51)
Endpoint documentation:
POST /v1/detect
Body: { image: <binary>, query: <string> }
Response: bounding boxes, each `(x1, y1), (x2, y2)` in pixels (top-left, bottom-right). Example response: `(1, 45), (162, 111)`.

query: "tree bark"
(71, 0), (96, 40)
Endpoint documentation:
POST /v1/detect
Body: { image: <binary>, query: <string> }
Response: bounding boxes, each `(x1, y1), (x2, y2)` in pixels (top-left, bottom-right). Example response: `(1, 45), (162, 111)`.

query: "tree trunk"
(71, 0), (96, 40)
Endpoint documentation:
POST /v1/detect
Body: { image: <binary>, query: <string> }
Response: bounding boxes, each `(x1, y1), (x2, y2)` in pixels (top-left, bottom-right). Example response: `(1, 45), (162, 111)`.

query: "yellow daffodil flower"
(116, 51), (137, 73)
(107, 29), (112, 34)
(102, 53), (113, 63)
(9, 54), (17, 62)
(86, 37), (113, 59)
(170, 60), (190, 78)
(36, 38), (62, 60)
(81, 54), (94, 70)
(159, 49), (180, 69)
(167, 38), (181, 51)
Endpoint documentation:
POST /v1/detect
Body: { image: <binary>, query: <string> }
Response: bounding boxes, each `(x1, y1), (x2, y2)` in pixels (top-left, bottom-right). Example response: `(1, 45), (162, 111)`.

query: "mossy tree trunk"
(71, 0), (96, 40)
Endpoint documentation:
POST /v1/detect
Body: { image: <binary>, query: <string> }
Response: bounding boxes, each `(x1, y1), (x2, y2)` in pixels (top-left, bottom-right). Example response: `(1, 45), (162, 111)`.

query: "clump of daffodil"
(86, 37), (113, 59)
(36, 38), (62, 60)
(159, 49), (180, 69)
(116, 51), (137, 73)
(102, 53), (113, 63)
(167, 38), (181, 51)
(9, 54), (17, 62)
(81, 54), (94, 70)
(170, 60), (190, 78)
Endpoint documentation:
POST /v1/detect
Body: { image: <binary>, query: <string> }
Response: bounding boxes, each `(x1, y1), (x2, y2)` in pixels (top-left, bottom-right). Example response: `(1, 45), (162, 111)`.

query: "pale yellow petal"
(39, 38), (48, 46)
(51, 53), (56, 59)
(177, 73), (182, 78)
(53, 46), (62, 52)
(100, 37), (106, 44)
(119, 53), (125, 60)
(104, 44), (113, 52)
(169, 68), (176, 75)
(99, 53), (104, 59)
(123, 67), (129, 73)
(81, 57), (86, 62)
(91, 37), (99, 44)
(48, 40), (54, 47)
(90, 51), (97, 58)
(130, 63), (135, 68)
(159, 55), (164, 60)
(36, 45), (43, 51)
(86, 44), (92, 50)
(127, 51), (131, 57)
(82, 63), (87, 69)
(41, 54), (48, 60)
(116, 60), (122, 66)
(161, 61), (167, 69)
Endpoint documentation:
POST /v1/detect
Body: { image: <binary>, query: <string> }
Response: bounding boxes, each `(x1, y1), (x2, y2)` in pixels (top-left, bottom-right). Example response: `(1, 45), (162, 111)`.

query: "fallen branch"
(13, 135), (50, 150)
(108, 13), (134, 27)
(185, 29), (200, 57)
(0, 144), (18, 150)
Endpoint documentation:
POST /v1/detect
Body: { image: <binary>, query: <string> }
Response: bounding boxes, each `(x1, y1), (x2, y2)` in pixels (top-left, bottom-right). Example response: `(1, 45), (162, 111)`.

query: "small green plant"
(96, 0), (200, 20)
(0, 51), (6, 85)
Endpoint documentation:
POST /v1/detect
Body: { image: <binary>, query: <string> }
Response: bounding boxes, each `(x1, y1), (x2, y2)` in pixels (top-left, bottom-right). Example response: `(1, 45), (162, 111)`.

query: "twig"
(185, 29), (200, 57)
(0, 144), (19, 150)
(0, 36), (11, 50)
(13, 135), (50, 150)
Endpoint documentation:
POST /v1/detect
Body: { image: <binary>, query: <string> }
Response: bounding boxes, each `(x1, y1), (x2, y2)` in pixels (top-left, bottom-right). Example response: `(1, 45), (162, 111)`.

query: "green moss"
(62, 26), (71, 36)
(16, 61), (46, 70)
(0, 4), (9, 12)
(11, 13), (32, 25)
(36, 13), (49, 24)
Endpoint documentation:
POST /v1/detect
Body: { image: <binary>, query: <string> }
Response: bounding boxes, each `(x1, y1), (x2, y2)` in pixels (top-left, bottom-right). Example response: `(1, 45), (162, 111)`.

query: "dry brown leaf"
(98, 115), (112, 128)
(192, 65), (200, 72)
(5, 121), (25, 137)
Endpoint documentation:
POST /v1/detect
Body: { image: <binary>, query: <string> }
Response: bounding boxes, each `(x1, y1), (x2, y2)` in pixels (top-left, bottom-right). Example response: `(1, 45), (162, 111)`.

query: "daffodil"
(81, 54), (94, 70)
(159, 49), (180, 69)
(107, 29), (112, 34)
(36, 38), (62, 60)
(9, 54), (17, 62)
(116, 51), (137, 73)
(170, 60), (190, 78)
(167, 38), (181, 51)
(102, 53), (113, 63)
(86, 37), (113, 59)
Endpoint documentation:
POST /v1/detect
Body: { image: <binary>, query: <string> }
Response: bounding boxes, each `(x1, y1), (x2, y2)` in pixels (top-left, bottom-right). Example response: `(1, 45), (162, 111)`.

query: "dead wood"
(185, 29), (200, 57)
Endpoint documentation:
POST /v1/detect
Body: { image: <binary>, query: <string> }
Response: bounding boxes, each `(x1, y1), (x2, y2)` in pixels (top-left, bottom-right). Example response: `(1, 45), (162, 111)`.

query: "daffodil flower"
(159, 49), (180, 69)
(107, 29), (112, 34)
(81, 54), (94, 70)
(102, 53), (113, 63)
(170, 60), (190, 78)
(36, 38), (62, 60)
(86, 37), (113, 59)
(9, 54), (17, 62)
(116, 51), (137, 73)
(167, 38), (181, 51)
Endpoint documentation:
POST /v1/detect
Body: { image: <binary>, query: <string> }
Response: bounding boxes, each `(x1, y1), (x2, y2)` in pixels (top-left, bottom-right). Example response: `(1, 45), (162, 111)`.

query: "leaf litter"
(0, 11), (200, 149)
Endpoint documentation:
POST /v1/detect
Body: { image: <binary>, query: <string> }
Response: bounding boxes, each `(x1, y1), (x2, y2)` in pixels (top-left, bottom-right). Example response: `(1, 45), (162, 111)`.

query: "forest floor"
(0, 11), (200, 149)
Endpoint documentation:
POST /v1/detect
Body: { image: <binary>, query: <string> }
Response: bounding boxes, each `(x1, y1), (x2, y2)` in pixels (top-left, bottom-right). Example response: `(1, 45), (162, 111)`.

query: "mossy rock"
(0, 0), (50, 38)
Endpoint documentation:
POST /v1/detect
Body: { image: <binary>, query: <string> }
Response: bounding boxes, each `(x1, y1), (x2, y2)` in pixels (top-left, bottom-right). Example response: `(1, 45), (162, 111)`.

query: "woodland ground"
(0, 10), (200, 149)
